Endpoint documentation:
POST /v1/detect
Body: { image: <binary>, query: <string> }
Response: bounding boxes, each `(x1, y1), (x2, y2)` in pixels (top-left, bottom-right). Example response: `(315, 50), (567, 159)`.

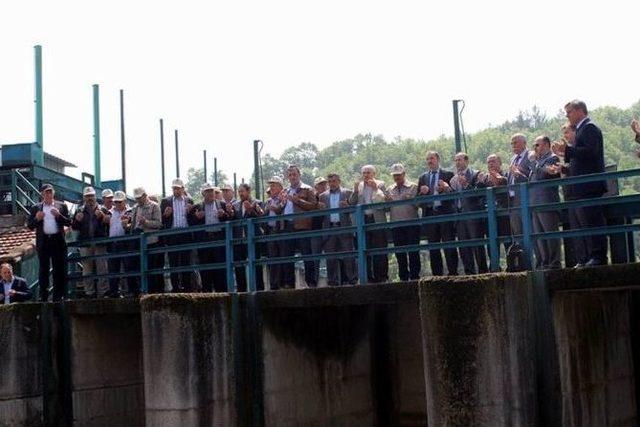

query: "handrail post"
(225, 221), (236, 292)
(140, 234), (148, 293)
(355, 205), (367, 285)
(519, 183), (533, 270)
(10, 170), (17, 215)
(486, 187), (500, 272)
(246, 219), (256, 292)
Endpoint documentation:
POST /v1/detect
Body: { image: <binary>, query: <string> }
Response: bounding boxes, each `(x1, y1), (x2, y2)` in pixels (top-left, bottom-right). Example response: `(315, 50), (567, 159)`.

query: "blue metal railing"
(65, 168), (640, 296)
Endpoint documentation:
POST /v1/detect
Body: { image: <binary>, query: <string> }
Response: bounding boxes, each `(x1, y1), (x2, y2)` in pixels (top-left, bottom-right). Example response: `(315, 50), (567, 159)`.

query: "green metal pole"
(34, 45), (44, 166)
(93, 84), (101, 187)
(203, 150), (208, 183)
(175, 129), (180, 178)
(160, 119), (166, 198)
(214, 157), (218, 186)
(120, 89), (126, 192)
(253, 140), (261, 200)
(233, 173), (237, 196)
(452, 100), (463, 154)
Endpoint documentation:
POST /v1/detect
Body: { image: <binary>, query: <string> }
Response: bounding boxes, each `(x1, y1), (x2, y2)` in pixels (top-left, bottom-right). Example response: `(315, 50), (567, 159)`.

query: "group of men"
(24, 99), (612, 301)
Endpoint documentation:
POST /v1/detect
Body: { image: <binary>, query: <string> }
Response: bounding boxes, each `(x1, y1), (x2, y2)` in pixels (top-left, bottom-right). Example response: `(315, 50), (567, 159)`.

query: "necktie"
(429, 171), (437, 192)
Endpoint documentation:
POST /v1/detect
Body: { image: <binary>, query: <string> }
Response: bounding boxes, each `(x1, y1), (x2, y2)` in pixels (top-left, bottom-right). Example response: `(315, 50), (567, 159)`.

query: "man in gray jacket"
(529, 135), (562, 269)
(319, 173), (357, 286)
(506, 133), (533, 237)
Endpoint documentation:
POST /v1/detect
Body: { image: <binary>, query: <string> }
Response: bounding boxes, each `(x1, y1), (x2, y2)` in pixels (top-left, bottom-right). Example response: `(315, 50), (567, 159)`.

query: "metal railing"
(65, 168), (640, 296)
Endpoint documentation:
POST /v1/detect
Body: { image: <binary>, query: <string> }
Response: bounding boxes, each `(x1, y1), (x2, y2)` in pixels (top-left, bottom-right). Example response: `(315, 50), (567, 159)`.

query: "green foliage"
(257, 102), (640, 193)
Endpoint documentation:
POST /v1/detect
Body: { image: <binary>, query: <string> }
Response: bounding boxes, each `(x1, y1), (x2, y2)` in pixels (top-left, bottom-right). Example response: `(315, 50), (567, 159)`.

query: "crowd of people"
(8, 99), (636, 303)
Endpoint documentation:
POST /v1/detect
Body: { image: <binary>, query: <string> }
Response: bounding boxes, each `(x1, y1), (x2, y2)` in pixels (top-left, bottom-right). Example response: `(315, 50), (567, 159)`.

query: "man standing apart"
(417, 151), (458, 276)
(350, 165), (389, 283)
(553, 100), (607, 267)
(0, 263), (33, 304)
(386, 164), (421, 281)
(160, 178), (195, 292)
(27, 184), (72, 301)
(319, 173), (357, 286)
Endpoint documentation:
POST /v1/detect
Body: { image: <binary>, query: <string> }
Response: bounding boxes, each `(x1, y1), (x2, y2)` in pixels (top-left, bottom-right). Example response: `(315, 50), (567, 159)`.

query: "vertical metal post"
(519, 183), (533, 270)
(253, 140), (261, 200)
(159, 119), (166, 198)
(214, 157), (218, 187)
(140, 234), (148, 293)
(174, 129), (180, 178)
(225, 221), (236, 292)
(486, 187), (500, 272)
(10, 170), (17, 215)
(203, 150), (208, 183)
(34, 45), (45, 166)
(453, 100), (462, 154)
(120, 89), (127, 192)
(355, 204), (367, 284)
(93, 84), (101, 187)
(233, 173), (238, 196)
(246, 218), (256, 292)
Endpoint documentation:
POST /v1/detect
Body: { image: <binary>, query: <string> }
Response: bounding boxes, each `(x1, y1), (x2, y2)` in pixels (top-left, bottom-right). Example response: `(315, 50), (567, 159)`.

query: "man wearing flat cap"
(27, 184), (72, 301)
(188, 182), (230, 292)
(264, 176), (285, 289)
(72, 186), (109, 297)
(160, 178), (195, 292)
(106, 191), (136, 297)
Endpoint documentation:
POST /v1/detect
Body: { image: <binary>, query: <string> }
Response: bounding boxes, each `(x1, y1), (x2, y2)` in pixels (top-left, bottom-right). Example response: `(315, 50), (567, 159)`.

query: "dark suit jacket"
(27, 201), (71, 248)
(450, 169), (485, 212)
(71, 204), (108, 240)
(319, 188), (353, 227)
(160, 195), (195, 229)
(475, 170), (509, 209)
(232, 199), (265, 238)
(1, 276), (34, 303)
(565, 118), (606, 198)
(529, 151), (561, 205)
(417, 168), (455, 214)
(187, 201), (229, 227)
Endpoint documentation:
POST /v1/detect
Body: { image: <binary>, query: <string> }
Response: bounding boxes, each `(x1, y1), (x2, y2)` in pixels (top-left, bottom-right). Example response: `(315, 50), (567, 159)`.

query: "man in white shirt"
(105, 191), (135, 297)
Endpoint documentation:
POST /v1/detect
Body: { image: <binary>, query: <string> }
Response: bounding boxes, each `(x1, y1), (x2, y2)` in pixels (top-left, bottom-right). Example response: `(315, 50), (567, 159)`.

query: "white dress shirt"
(283, 187), (297, 216)
(329, 190), (341, 223)
(171, 197), (188, 228)
(42, 202), (59, 235)
(204, 202), (220, 225)
(109, 208), (126, 237)
(3, 279), (11, 305)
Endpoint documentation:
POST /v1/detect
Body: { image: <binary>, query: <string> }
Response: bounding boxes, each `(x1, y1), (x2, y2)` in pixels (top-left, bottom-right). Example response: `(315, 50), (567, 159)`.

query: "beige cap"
(314, 176), (328, 186)
(201, 182), (215, 194)
(220, 184), (233, 191)
(101, 189), (114, 198)
(267, 176), (283, 185)
(133, 187), (146, 199)
(113, 191), (126, 202)
(171, 178), (185, 188)
(83, 186), (96, 196)
(390, 163), (406, 175)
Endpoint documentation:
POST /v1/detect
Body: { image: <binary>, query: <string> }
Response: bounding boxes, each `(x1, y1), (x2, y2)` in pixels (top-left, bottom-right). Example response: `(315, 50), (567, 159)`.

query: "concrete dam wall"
(1, 264), (639, 426)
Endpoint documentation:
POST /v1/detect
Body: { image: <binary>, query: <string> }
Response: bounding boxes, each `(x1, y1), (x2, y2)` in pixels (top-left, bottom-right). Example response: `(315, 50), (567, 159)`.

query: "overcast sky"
(1, 0), (638, 194)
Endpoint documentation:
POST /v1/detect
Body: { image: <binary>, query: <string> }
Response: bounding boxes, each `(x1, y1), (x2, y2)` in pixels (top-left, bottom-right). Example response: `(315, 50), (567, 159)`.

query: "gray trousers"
(324, 225), (356, 286)
(532, 210), (561, 269)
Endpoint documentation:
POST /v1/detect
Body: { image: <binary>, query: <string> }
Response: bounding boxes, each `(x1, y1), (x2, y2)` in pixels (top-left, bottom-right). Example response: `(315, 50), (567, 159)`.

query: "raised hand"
(75, 212), (84, 222)
(419, 185), (429, 195)
(35, 211), (45, 221)
(163, 206), (173, 217)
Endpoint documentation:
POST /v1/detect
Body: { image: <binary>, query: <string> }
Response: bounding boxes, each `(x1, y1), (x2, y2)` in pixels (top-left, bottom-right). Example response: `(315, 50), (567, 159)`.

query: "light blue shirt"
(204, 202), (220, 225)
(3, 279), (13, 304)
(329, 191), (341, 223)
(283, 187), (297, 216)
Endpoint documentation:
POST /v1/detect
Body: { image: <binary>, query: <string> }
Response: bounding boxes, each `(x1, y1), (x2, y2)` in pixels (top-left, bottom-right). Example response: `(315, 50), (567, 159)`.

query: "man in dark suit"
(417, 151), (459, 276)
(160, 178), (195, 292)
(506, 133), (533, 238)
(450, 152), (488, 275)
(529, 136), (562, 269)
(319, 173), (357, 286)
(187, 183), (229, 292)
(553, 100), (607, 267)
(27, 184), (72, 302)
(0, 263), (33, 304)
(230, 183), (265, 292)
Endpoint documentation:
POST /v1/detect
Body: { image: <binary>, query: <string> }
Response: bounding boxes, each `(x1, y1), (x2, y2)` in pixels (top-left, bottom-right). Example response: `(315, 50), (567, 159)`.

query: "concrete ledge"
(546, 262), (640, 292)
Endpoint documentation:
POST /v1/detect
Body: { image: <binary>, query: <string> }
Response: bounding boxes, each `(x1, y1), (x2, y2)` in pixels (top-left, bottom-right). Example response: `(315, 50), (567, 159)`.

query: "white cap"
(267, 176), (283, 185)
(171, 178), (185, 188)
(201, 182), (215, 194)
(113, 191), (126, 202)
(133, 187), (146, 199)
(101, 189), (114, 198)
(83, 187), (96, 196)
(390, 163), (406, 175)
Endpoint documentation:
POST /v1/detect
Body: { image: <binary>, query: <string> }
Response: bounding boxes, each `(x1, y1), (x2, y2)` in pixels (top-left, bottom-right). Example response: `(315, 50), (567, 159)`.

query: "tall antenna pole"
(34, 45), (44, 166)
(160, 119), (166, 198)
(203, 150), (208, 183)
(214, 157), (218, 186)
(452, 100), (462, 154)
(233, 172), (237, 196)
(174, 129), (180, 178)
(120, 89), (126, 192)
(93, 84), (101, 187)
(253, 140), (261, 200)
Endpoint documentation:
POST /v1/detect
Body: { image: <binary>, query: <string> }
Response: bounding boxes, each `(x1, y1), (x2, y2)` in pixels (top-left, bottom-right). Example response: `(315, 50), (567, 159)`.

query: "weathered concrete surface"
(0, 303), (44, 427)
(66, 299), (144, 427)
(258, 284), (426, 426)
(140, 294), (237, 427)
(546, 264), (640, 426)
(418, 273), (538, 426)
